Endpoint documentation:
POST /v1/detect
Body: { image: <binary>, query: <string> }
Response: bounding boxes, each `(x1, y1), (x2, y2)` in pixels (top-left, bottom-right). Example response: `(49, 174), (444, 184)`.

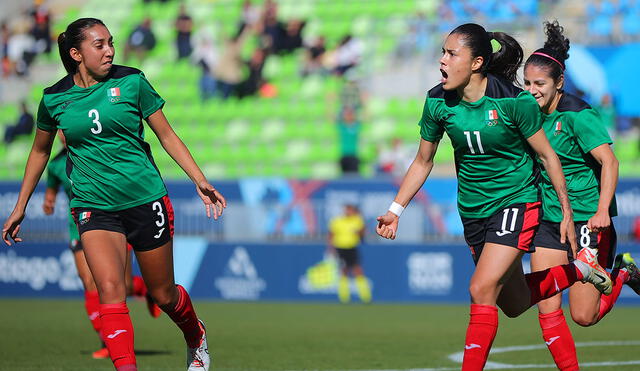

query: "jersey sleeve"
(36, 98), (57, 132)
(574, 108), (612, 153)
(419, 97), (445, 142)
(509, 92), (542, 139)
(46, 165), (61, 190)
(137, 72), (165, 119)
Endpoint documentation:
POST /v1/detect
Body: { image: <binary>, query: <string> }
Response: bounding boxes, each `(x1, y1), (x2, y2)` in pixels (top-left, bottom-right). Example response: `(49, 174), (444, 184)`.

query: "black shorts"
(336, 247), (360, 268)
(71, 195), (175, 252)
(532, 220), (617, 269)
(462, 202), (541, 264)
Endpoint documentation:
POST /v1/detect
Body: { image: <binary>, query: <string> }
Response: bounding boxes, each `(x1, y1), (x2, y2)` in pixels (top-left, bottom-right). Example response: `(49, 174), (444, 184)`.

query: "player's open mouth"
(440, 69), (448, 83)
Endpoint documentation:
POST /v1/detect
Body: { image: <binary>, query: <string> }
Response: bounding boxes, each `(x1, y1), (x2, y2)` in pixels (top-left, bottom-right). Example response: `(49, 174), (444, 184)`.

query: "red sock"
(597, 269), (629, 321)
(539, 309), (578, 371)
(163, 285), (203, 348)
(100, 302), (136, 369)
(462, 304), (498, 371)
(131, 276), (147, 298)
(526, 264), (582, 306)
(84, 290), (102, 339)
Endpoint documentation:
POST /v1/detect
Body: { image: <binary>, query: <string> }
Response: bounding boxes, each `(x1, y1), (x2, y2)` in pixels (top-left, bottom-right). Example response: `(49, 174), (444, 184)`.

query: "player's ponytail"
(524, 20), (570, 83)
(58, 18), (106, 74)
(450, 23), (523, 85)
(486, 31), (523, 85)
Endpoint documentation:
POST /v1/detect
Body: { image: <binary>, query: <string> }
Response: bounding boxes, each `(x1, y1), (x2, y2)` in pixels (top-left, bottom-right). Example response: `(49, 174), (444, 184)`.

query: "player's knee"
(468, 280), (497, 304)
(571, 311), (598, 327)
(96, 279), (126, 301)
(150, 285), (178, 309)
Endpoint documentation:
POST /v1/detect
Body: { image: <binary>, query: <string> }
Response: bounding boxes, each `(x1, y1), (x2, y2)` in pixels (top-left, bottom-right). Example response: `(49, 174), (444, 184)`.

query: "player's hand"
(376, 211), (399, 240)
(587, 210), (610, 233)
(42, 200), (54, 215)
(560, 215), (577, 258)
(2, 211), (25, 246)
(195, 181), (227, 220)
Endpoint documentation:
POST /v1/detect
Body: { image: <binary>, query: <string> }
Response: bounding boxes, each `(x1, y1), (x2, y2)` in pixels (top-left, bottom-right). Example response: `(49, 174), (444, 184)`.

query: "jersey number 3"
(88, 109), (102, 134)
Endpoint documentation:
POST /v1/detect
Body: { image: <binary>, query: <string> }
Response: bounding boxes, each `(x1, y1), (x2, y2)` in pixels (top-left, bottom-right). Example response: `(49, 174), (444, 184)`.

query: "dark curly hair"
(524, 20), (570, 83)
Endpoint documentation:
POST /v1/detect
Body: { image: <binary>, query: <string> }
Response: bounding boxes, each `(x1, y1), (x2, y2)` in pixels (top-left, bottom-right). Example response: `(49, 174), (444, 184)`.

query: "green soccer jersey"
(420, 74), (542, 218)
(46, 149), (79, 241)
(36, 65), (167, 211)
(538, 93), (617, 222)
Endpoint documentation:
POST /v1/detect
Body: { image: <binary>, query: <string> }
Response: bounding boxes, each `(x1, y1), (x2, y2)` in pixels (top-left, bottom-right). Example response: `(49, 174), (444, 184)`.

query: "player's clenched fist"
(376, 211), (398, 240)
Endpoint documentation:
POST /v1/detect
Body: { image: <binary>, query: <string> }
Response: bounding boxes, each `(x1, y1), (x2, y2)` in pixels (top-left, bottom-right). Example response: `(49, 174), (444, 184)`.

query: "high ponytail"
(485, 32), (523, 85)
(525, 20), (570, 83)
(450, 23), (523, 85)
(57, 18), (106, 74)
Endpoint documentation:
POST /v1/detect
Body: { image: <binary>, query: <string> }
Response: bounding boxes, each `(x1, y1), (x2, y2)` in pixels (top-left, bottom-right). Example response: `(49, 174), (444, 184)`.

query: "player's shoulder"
(108, 64), (143, 79)
(485, 73), (523, 99)
(427, 83), (458, 101)
(556, 93), (591, 113)
(43, 74), (74, 95)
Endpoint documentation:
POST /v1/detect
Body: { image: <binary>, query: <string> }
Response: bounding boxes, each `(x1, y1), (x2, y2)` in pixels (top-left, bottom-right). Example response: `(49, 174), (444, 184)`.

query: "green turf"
(0, 299), (639, 370)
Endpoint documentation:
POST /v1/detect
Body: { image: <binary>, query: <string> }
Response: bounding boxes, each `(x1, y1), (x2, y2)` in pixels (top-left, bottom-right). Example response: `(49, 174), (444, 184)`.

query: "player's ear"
(70, 47), (82, 63)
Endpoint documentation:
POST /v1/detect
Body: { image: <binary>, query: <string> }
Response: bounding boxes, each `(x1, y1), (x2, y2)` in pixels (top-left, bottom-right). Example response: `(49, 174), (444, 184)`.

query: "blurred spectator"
(4, 102), (34, 144)
(1, 22), (10, 76)
(214, 34), (245, 99)
(30, 0), (52, 54)
(333, 35), (363, 76)
(337, 106), (361, 175)
(596, 93), (617, 138)
(237, 0), (261, 36)
(376, 138), (414, 177)
(175, 4), (193, 59)
(260, 12), (286, 53)
(328, 204), (371, 304)
(124, 18), (156, 61)
(302, 36), (326, 77)
(192, 35), (218, 101)
(276, 19), (306, 55)
(6, 23), (36, 76)
(236, 48), (267, 99)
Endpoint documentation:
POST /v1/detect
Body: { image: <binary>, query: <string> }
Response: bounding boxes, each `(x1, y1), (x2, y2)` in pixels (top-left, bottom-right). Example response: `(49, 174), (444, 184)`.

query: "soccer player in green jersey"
(43, 131), (161, 360)
(524, 21), (640, 371)
(2, 18), (225, 371)
(375, 23), (612, 371)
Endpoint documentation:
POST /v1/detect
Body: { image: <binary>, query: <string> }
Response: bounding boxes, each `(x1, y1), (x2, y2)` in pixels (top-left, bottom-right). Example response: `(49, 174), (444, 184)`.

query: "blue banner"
(3, 240), (640, 304)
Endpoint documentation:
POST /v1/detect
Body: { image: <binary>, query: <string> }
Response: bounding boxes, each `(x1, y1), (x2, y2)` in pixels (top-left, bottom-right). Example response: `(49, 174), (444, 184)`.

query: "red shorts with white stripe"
(462, 202), (541, 264)
(533, 219), (617, 269)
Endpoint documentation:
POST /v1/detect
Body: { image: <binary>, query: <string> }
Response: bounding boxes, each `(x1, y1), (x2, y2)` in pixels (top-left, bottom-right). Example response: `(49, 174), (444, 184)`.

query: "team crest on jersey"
(554, 121), (562, 136)
(60, 100), (73, 110)
(107, 87), (121, 103)
(486, 109), (498, 126)
(79, 211), (92, 225)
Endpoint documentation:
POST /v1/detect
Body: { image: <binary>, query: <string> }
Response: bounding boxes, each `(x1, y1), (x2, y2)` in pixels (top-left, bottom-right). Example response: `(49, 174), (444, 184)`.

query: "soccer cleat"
(614, 253), (640, 295)
(187, 320), (210, 371)
(92, 347), (109, 359)
(575, 247), (612, 295)
(146, 294), (162, 318)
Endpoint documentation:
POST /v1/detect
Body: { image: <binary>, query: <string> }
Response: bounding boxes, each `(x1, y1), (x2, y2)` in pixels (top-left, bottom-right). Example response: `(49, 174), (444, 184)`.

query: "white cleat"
(575, 247), (612, 295)
(187, 320), (210, 371)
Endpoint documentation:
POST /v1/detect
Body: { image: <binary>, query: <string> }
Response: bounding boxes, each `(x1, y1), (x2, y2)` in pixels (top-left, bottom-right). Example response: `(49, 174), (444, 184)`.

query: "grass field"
(1, 299), (639, 371)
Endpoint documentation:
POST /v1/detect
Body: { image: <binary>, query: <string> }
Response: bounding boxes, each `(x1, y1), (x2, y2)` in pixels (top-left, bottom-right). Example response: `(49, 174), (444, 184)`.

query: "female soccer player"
(375, 23), (612, 371)
(43, 131), (161, 360)
(2, 18), (226, 371)
(524, 21), (640, 371)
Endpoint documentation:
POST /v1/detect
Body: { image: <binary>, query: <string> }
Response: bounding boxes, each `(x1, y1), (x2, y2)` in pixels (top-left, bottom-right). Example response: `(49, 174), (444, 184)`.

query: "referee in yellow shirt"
(328, 204), (372, 303)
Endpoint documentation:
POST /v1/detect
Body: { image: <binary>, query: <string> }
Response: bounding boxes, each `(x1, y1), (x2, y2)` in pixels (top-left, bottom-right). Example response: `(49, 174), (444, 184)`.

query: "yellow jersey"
(329, 214), (364, 249)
